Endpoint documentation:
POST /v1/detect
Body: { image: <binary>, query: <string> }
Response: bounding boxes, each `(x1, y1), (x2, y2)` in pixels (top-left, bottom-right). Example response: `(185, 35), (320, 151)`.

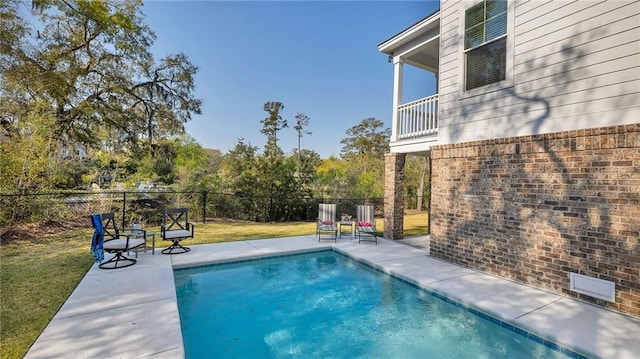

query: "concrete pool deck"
(25, 235), (640, 359)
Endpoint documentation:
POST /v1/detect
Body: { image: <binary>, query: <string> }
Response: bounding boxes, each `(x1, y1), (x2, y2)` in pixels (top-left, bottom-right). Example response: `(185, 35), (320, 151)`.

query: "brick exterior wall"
(430, 124), (640, 317)
(384, 153), (406, 239)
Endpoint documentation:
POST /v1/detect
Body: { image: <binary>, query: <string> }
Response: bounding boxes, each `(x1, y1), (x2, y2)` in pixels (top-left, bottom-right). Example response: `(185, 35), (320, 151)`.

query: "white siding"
(438, 0), (464, 102)
(437, 0), (640, 146)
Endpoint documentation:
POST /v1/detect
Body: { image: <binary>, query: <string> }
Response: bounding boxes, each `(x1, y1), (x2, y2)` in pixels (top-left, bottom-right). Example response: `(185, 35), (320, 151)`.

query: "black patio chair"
(92, 212), (145, 269)
(161, 207), (194, 254)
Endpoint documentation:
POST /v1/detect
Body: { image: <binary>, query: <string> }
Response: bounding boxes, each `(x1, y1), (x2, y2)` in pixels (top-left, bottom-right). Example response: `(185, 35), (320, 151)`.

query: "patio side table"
(338, 221), (354, 239)
(124, 229), (156, 255)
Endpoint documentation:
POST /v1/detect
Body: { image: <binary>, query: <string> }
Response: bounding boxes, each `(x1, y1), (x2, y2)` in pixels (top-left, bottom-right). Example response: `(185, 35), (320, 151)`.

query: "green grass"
(0, 212), (428, 359)
(402, 210), (430, 237)
(0, 234), (94, 359)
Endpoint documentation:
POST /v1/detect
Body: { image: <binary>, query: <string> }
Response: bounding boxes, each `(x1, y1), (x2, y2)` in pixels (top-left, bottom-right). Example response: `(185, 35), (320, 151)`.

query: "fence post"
(121, 191), (127, 230)
(202, 190), (207, 224)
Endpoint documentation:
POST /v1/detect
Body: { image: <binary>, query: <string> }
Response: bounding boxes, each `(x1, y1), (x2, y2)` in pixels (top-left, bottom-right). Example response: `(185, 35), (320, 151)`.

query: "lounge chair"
(161, 207), (194, 254)
(91, 212), (145, 269)
(316, 203), (337, 242)
(355, 205), (378, 244)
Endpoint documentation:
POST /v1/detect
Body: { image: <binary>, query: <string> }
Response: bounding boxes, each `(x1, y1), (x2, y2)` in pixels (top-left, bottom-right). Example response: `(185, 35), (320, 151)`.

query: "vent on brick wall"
(569, 273), (615, 302)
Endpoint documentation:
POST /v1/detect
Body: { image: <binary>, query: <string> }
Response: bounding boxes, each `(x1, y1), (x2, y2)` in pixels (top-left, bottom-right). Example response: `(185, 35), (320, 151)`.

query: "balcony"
(396, 94), (438, 139)
(378, 10), (441, 154)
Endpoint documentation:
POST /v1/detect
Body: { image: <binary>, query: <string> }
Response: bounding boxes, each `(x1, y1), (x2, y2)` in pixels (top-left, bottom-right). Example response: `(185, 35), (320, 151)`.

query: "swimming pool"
(174, 250), (584, 358)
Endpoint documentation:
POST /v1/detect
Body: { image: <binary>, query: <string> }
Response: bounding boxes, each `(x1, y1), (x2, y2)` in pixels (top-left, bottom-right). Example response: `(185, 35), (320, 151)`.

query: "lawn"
(0, 212), (428, 359)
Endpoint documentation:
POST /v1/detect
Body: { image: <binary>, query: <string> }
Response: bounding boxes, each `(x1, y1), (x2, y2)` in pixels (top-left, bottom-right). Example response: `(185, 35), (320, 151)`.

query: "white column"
(391, 56), (403, 143)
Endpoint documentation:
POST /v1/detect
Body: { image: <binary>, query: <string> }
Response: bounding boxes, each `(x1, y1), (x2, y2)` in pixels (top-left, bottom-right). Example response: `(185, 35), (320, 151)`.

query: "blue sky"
(143, 1), (440, 158)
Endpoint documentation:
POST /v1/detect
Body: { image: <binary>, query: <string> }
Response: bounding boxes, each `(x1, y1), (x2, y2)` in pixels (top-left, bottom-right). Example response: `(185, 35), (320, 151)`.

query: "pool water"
(174, 251), (580, 358)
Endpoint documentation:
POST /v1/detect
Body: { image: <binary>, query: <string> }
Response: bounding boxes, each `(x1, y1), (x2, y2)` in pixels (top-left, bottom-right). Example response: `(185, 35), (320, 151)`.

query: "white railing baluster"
(427, 100), (433, 134)
(396, 94), (438, 139)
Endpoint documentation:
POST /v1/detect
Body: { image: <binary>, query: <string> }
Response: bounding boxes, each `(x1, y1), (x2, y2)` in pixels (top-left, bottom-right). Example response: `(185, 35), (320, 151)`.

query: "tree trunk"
(416, 156), (428, 210)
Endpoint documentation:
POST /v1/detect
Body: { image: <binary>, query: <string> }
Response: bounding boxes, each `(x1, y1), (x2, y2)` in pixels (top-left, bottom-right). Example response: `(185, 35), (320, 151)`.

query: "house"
(379, 0), (639, 317)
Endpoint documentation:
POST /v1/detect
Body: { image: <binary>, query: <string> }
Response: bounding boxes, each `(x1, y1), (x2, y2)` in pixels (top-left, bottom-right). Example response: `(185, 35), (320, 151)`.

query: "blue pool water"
(174, 250), (582, 358)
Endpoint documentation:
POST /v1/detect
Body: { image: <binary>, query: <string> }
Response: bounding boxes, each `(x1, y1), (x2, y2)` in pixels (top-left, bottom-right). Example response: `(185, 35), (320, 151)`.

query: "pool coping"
(24, 235), (640, 359)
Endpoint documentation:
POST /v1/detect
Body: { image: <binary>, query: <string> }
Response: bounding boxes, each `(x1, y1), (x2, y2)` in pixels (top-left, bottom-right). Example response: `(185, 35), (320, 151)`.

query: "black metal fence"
(0, 190), (393, 229)
(0, 189), (431, 231)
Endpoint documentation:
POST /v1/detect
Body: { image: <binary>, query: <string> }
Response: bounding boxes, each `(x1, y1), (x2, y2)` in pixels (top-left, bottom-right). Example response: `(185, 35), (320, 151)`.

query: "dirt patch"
(0, 217), (256, 244)
(0, 219), (86, 245)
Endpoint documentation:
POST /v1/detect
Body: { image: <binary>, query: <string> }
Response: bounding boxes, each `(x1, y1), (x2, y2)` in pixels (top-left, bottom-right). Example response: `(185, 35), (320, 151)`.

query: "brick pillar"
(384, 153), (406, 240)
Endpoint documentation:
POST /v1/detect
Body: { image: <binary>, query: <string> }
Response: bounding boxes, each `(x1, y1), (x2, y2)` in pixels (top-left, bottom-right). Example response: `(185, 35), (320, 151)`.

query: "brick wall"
(430, 124), (640, 316)
(384, 153), (406, 239)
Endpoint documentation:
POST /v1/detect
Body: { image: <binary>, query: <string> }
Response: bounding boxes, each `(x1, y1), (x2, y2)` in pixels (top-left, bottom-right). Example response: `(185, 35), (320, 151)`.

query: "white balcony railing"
(396, 94), (438, 139)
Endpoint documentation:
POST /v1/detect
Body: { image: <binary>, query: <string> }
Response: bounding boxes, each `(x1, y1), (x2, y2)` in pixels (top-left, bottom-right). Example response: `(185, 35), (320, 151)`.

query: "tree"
(5, 0), (152, 147)
(130, 53), (202, 156)
(260, 101), (287, 158)
(219, 139), (260, 219)
(1, 0), (201, 162)
(416, 156), (429, 210)
(1, 0), (38, 142)
(354, 171), (381, 199)
(218, 107), (318, 222)
(0, 100), (62, 222)
(0, 0), (203, 196)
(292, 148), (320, 188)
(173, 136), (211, 185)
(293, 112), (311, 164)
(150, 139), (177, 184)
(338, 118), (390, 198)
(221, 139), (267, 215)
(220, 138), (259, 194)
(0, 101), (58, 193)
(404, 155), (430, 210)
(340, 118), (390, 173)
(315, 156), (348, 198)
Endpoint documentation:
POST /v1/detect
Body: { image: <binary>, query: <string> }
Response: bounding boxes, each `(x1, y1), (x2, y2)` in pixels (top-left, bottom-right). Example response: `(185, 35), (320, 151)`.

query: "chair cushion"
(358, 221), (372, 227)
(321, 220), (333, 225)
(318, 224), (337, 231)
(164, 229), (193, 240)
(357, 226), (377, 233)
(103, 238), (145, 250)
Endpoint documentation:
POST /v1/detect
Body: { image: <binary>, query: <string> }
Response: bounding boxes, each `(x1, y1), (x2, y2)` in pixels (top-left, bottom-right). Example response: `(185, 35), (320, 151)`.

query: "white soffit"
(378, 11), (441, 55)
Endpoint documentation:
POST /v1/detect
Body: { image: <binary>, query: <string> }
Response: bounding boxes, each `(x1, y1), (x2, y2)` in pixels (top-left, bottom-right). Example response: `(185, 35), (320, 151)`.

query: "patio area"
(25, 235), (640, 359)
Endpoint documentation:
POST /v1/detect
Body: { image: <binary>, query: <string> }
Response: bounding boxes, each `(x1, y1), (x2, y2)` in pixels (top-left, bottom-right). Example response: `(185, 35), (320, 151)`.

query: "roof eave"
(378, 9), (440, 55)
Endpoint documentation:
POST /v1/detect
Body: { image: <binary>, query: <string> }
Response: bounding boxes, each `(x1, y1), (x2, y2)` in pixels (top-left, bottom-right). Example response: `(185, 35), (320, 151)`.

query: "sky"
(142, 1), (440, 158)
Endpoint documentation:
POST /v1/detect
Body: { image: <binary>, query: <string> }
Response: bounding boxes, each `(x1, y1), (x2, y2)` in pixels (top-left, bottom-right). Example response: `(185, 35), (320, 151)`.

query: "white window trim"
(458, 0), (515, 99)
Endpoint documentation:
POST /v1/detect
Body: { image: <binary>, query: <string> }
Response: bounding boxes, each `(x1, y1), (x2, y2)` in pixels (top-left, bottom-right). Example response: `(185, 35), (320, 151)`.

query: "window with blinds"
(464, 0), (507, 91)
